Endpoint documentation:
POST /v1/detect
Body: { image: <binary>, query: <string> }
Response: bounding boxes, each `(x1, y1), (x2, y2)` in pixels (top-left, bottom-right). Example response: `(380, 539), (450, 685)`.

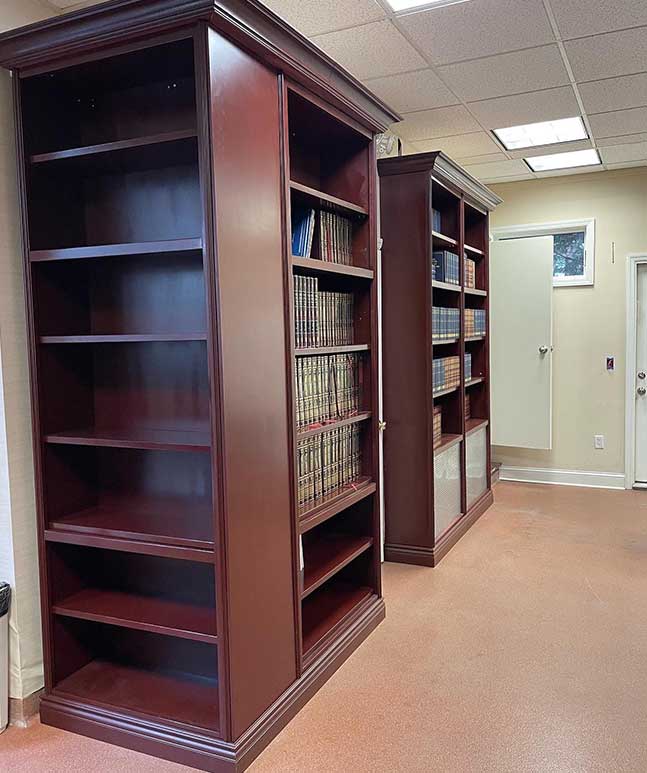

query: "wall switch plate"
(606, 356), (615, 371)
(594, 435), (605, 449)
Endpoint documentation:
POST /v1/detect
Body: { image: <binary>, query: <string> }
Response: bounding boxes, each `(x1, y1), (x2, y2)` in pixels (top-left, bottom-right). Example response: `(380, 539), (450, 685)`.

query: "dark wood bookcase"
(0, 2), (398, 771)
(378, 152), (501, 567)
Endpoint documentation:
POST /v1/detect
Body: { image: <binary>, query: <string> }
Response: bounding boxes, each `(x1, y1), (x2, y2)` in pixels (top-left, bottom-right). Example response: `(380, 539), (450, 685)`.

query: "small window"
(492, 219), (594, 287)
(553, 231), (585, 279)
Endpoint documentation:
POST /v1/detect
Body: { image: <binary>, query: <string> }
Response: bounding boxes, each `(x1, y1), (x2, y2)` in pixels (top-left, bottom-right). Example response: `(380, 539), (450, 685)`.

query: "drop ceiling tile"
(551, 0), (647, 40)
(363, 70), (459, 113)
(438, 46), (570, 102)
(596, 132), (647, 146)
(396, 0), (554, 66)
(588, 107), (647, 138)
(606, 160), (647, 170)
(471, 172), (535, 183)
(396, 105), (481, 141)
(565, 29), (647, 82)
(412, 132), (501, 158)
(311, 20), (426, 80)
(455, 152), (509, 165)
(468, 87), (580, 128)
(579, 73), (647, 114)
(259, 0), (385, 37)
(463, 159), (530, 179)
(600, 141), (647, 164)
(507, 138), (593, 159)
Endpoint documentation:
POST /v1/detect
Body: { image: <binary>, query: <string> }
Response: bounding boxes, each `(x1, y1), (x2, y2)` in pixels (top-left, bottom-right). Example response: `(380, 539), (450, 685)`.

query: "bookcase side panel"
(207, 29), (297, 740)
(380, 170), (434, 550)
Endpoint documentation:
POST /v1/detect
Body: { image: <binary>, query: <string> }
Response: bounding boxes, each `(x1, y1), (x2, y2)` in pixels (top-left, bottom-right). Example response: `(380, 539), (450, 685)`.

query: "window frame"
(491, 218), (595, 287)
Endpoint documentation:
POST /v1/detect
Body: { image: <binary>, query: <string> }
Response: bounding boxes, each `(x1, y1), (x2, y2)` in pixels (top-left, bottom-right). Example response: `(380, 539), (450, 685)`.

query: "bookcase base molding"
(384, 490), (493, 567)
(40, 597), (384, 773)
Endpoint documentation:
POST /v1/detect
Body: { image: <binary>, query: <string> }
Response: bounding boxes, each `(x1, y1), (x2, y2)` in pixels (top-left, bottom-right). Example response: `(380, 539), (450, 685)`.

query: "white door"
(634, 265), (647, 482)
(490, 236), (553, 449)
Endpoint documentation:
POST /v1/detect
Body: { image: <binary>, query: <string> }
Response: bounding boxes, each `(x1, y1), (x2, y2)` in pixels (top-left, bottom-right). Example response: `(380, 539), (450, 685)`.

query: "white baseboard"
(498, 465), (625, 490)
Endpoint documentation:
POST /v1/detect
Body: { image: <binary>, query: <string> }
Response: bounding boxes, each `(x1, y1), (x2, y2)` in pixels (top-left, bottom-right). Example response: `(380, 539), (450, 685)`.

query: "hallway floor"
(3, 482), (647, 772)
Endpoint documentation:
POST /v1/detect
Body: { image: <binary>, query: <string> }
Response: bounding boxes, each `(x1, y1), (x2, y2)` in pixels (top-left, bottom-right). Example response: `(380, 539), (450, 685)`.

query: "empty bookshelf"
(378, 152), (501, 566)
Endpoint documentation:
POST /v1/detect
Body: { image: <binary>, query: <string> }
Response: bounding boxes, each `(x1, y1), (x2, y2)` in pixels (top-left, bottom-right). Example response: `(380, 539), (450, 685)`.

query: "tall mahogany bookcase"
(379, 152), (501, 567)
(0, 2), (398, 770)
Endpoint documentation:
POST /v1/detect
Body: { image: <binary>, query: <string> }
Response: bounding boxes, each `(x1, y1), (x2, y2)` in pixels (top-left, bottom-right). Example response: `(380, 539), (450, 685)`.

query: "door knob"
(638, 386), (646, 396)
(639, 372), (646, 380)
(539, 345), (549, 355)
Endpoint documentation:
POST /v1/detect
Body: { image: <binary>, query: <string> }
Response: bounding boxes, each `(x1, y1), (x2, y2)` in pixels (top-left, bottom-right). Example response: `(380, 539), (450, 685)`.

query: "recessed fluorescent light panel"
(385, 0), (468, 11)
(525, 148), (601, 172)
(494, 117), (588, 151)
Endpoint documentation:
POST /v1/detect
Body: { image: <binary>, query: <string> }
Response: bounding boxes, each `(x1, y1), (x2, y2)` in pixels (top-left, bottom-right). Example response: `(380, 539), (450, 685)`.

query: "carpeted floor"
(3, 481), (647, 772)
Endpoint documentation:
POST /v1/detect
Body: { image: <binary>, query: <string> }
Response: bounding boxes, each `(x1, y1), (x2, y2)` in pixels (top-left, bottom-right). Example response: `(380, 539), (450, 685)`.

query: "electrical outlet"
(594, 435), (605, 450)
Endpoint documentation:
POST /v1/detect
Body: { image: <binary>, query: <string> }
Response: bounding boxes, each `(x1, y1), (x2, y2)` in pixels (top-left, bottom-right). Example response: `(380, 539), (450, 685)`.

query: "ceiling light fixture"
(525, 148), (602, 172)
(385, 0), (471, 12)
(494, 117), (588, 151)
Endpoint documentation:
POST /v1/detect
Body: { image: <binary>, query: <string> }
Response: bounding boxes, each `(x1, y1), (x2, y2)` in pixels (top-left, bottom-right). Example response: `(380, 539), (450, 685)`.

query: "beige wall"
(490, 168), (647, 476)
(0, 0), (57, 702)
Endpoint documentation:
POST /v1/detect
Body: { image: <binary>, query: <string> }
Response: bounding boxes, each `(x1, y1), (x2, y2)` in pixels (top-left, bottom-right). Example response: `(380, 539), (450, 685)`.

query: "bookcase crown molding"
(0, 0), (400, 132)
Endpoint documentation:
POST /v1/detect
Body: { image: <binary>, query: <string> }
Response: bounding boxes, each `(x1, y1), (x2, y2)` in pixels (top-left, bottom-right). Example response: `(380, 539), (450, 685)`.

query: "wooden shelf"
(464, 287), (487, 297)
(45, 427), (211, 452)
(302, 582), (373, 657)
(55, 659), (220, 732)
(29, 238), (203, 263)
(45, 528), (215, 564)
(302, 535), (373, 598)
(299, 478), (376, 534)
(289, 180), (368, 217)
(432, 280), (461, 292)
(465, 377), (485, 388)
(433, 385), (459, 398)
(295, 344), (369, 356)
(292, 255), (373, 280)
(49, 499), (214, 551)
(53, 588), (218, 645)
(297, 412), (371, 439)
(465, 418), (489, 437)
(464, 244), (484, 256)
(465, 335), (486, 342)
(432, 337), (459, 346)
(40, 333), (207, 344)
(434, 433), (461, 456)
(432, 230), (457, 246)
(30, 129), (197, 165)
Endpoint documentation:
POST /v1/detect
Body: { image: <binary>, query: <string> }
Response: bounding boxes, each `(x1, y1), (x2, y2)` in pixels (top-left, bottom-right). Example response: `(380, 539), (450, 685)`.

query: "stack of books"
(297, 425), (362, 510)
(465, 308), (486, 337)
(295, 354), (360, 429)
(433, 250), (460, 284)
(432, 208), (442, 233)
(292, 208), (354, 264)
(433, 405), (442, 449)
(465, 352), (472, 381)
(294, 275), (355, 348)
(432, 306), (460, 341)
(432, 355), (460, 394)
(464, 256), (476, 288)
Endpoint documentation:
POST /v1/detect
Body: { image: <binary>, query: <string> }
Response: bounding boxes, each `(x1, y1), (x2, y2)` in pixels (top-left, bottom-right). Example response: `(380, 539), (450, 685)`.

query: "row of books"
(292, 208), (354, 265)
(433, 354), (479, 393)
(433, 394), (475, 449)
(432, 307), (460, 341)
(432, 207), (442, 233)
(465, 352), (472, 381)
(297, 425), (362, 510)
(433, 250), (460, 285)
(465, 308), (486, 337)
(295, 354), (361, 430)
(294, 275), (355, 348)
